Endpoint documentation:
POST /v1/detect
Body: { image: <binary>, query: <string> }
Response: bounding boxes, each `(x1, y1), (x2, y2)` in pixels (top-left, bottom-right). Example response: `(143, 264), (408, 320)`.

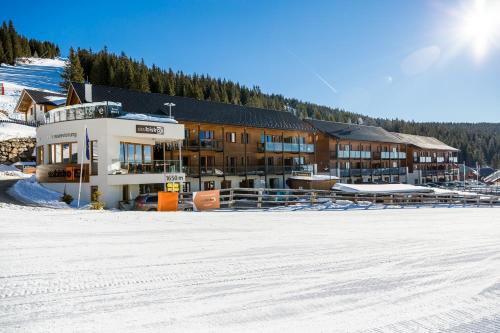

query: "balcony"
(338, 167), (407, 177)
(381, 152), (406, 159)
(337, 151), (372, 159)
(184, 164), (314, 177)
(258, 142), (315, 153)
(45, 101), (124, 124)
(109, 159), (182, 175)
(184, 139), (224, 151)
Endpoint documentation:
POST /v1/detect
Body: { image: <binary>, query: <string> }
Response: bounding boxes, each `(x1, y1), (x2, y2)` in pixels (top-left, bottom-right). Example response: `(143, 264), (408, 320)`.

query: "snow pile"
(0, 163), (25, 179)
(118, 112), (178, 123)
(0, 208), (498, 332)
(269, 199), (374, 211)
(333, 183), (433, 193)
(7, 176), (70, 208)
(0, 122), (36, 140)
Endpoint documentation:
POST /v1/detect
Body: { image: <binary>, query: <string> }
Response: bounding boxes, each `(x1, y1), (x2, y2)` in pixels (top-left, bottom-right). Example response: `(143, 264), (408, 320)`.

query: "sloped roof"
(307, 119), (402, 143)
(70, 83), (313, 131)
(390, 132), (459, 151)
(25, 89), (66, 106)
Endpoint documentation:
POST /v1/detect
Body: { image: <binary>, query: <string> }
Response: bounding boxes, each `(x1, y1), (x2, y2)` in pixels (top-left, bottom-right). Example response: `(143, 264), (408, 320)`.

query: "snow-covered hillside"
(0, 57), (66, 120)
(0, 207), (499, 332)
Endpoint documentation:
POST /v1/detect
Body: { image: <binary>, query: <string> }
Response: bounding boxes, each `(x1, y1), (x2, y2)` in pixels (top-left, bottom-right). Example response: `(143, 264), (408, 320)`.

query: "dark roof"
(71, 83), (313, 131)
(25, 89), (66, 106)
(307, 119), (402, 143)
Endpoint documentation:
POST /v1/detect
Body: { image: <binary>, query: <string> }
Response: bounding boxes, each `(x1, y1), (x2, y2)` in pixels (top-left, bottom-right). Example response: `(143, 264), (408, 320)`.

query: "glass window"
(120, 143), (126, 162)
(36, 146), (44, 165)
(127, 144), (135, 162)
(71, 143), (78, 163)
(55, 144), (62, 163)
(62, 143), (70, 163)
(135, 144), (142, 162)
(144, 145), (152, 162)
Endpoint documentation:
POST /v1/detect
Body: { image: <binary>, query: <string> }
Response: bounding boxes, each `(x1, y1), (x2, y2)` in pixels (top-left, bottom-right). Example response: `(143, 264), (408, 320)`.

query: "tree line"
(0, 16), (491, 169)
(0, 20), (60, 65)
(61, 47), (500, 168)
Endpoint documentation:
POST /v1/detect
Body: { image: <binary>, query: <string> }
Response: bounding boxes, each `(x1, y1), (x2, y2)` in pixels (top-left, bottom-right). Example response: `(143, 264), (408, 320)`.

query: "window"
(71, 143), (78, 163)
(241, 133), (249, 144)
(49, 142), (77, 164)
(226, 132), (236, 143)
(36, 146), (44, 165)
(62, 143), (70, 163)
(204, 181), (215, 190)
(120, 142), (153, 164)
(199, 130), (214, 140)
(221, 180), (232, 189)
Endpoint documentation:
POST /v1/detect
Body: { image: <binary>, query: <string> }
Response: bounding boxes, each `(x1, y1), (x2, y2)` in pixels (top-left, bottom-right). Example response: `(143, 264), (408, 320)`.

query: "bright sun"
(456, 0), (500, 60)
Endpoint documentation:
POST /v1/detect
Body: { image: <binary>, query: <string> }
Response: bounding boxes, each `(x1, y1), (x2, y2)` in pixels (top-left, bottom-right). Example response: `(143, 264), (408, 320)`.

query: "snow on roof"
(332, 183), (434, 193)
(390, 132), (458, 151)
(117, 112), (178, 123)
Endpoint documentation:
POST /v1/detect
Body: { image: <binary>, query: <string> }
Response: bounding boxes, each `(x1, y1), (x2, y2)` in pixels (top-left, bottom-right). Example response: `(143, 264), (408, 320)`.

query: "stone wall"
(0, 138), (36, 164)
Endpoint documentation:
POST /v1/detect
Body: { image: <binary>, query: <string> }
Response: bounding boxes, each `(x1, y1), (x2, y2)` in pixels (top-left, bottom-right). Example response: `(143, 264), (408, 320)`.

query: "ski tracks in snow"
(0, 208), (499, 332)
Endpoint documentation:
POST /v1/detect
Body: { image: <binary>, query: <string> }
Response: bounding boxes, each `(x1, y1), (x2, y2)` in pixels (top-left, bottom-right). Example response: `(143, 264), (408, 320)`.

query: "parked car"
(134, 193), (193, 211)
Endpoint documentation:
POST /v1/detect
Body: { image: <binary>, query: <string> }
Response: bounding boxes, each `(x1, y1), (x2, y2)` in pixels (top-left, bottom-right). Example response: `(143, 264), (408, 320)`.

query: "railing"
(184, 164), (314, 177)
(184, 139), (224, 151)
(338, 167), (407, 177)
(336, 151), (406, 159)
(109, 159), (182, 175)
(258, 142), (315, 153)
(45, 101), (123, 124)
(0, 118), (39, 127)
(172, 188), (500, 210)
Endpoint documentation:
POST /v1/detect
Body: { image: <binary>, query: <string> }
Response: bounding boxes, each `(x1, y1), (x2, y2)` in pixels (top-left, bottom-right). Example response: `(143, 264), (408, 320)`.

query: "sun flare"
(456, 0), (500, 60)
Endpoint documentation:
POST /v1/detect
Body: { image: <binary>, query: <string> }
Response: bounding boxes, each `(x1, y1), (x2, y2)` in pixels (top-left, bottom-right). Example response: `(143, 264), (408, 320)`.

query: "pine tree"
(0, 40), (6, 64)
(60, 47), (84, 90)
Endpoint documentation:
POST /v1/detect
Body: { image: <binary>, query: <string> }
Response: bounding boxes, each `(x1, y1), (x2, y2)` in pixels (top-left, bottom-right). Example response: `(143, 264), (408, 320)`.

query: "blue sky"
(2, 0), (499, 122)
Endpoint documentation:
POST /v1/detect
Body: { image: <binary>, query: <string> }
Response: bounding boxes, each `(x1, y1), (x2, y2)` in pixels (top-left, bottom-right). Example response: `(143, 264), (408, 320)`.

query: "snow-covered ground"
(0, 164), (31, 180)
(0, 122), (36, 140)
(0, 207), (499, 332)
(0, 57), (65, 119)
(6, 176), (76, 208)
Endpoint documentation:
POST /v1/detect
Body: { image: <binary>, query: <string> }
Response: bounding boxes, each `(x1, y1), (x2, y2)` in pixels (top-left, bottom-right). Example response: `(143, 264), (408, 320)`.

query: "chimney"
(84, 83), (93, 102)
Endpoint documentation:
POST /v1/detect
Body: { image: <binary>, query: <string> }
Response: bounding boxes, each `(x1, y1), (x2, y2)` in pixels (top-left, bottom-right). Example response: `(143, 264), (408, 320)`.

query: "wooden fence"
(178, 188), (500, 210)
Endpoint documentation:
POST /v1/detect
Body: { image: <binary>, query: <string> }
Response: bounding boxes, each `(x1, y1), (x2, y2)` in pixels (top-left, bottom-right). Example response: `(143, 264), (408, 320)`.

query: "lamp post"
(164, 102), (175, 119)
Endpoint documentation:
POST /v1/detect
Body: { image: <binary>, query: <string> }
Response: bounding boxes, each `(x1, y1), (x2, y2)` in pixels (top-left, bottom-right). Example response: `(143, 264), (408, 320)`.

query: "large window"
(49, 142), (77, 164)
(119, 142), (153, 164)
(36, 146), (44, 165)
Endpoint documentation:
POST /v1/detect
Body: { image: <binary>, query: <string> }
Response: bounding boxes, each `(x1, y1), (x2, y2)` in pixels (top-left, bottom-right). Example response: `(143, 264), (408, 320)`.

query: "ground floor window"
(48, 142), (77, 164)
(204, 181), (215, 190)
(221, 180), (231, 189)
(183, 182), (191, 193)
(36, 146), (44, 165)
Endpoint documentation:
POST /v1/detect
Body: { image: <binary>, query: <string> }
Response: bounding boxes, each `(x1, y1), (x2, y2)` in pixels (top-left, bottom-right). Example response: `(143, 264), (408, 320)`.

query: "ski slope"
(0, 57), (65, 119)
(0, 207), (499, 332)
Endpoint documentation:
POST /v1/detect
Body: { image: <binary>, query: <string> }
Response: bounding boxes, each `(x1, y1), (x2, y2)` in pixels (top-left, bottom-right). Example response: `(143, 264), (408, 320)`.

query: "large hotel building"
(18, 82), (459, 208)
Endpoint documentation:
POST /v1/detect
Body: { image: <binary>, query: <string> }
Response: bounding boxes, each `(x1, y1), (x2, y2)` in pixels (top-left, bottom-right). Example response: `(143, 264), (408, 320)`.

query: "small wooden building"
(14, 89), (66, 123)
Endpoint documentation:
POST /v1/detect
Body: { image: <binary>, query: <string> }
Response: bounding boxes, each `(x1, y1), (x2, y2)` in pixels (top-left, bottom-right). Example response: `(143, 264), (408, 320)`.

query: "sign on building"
(136, 125), (165, 135)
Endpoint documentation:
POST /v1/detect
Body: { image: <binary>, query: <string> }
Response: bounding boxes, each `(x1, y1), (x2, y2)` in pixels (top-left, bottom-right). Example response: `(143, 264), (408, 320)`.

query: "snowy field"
(0, 57), (65, 118)
(0, 207), (499, 332)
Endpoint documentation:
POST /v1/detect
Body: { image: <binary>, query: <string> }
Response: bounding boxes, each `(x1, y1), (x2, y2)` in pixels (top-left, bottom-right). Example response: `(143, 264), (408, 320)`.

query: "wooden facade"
(314, 133), (408, 183)
(167, 121), (316, 190)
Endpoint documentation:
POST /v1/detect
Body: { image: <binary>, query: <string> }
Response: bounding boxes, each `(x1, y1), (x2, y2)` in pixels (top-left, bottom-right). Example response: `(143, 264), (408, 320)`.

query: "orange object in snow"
(157, 191), (179, 211)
